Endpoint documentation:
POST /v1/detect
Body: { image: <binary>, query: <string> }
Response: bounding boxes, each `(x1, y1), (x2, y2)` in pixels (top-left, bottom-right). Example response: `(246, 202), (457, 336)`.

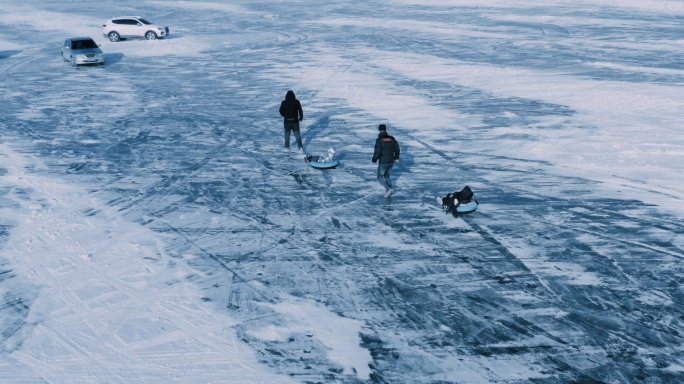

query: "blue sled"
(306, 156), (338, 169)
(456, 201), (478, 213)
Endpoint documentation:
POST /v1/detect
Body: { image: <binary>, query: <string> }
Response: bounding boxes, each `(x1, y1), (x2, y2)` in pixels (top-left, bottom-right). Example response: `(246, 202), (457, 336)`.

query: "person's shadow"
(302, 114), (331, 149)
(391, 143), (414, 184)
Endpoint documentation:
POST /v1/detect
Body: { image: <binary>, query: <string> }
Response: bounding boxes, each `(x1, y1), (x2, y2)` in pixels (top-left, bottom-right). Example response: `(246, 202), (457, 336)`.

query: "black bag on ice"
(455, 186), (473, 203)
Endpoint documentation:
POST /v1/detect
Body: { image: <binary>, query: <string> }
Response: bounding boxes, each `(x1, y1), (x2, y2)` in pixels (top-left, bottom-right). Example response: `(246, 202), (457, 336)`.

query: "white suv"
(103, 16), (169, 42)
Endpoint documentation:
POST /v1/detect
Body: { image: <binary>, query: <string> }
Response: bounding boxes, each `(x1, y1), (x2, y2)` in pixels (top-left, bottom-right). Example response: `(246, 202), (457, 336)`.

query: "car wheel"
(100, 62), (105, 66)
(145, 31), (157, 40)
(108, 32), (120, 42)
(71, 56), (77, 67)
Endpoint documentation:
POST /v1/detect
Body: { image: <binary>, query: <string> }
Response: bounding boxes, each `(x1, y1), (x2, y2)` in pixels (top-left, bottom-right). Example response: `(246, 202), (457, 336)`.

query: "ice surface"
(1, 0), (684, 383)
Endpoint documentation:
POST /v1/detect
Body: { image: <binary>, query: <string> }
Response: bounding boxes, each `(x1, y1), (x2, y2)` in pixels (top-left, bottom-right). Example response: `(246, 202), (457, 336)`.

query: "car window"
(138, 18), (152, 25)
(112, 19), (124, 25)
(71, 40), (98, 50)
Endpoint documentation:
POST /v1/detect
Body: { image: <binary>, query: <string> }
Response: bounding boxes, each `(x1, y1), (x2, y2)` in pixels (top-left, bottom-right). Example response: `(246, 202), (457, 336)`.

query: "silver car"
(61, 37), (105, 67)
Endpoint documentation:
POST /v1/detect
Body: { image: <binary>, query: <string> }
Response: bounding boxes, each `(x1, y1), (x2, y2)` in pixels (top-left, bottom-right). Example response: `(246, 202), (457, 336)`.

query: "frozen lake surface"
(1, 0), (684, 382)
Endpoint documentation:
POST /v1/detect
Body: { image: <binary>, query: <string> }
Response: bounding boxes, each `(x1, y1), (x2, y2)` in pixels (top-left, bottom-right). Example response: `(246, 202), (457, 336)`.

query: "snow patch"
(250, 295), (372, 379)
(636, 290), (673, 307)
(0, 144), (296, 383)
(588, 61), (684, 76)
(0, 7), (104, 41)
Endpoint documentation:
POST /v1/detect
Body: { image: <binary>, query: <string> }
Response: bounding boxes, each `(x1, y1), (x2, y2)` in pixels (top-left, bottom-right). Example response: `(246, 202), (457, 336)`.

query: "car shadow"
(104, 52), (124, 65)
(119, 34), (182, 42)
(0, 50), (21, 60)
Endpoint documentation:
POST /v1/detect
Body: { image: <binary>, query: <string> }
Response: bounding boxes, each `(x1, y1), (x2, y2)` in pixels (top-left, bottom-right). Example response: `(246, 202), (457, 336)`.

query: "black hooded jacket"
(279, 91), (303, 123)
(373, 131), (400, 164)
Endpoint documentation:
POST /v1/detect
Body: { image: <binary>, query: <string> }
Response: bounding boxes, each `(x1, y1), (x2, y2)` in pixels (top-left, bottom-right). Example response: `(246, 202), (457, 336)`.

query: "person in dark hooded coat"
(279, 90), (304, 151)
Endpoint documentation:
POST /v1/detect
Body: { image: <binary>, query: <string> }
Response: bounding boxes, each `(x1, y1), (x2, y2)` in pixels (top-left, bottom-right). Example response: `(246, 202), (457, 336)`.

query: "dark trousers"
(377, 163), (394, 191)
(284, 122), (302, 149)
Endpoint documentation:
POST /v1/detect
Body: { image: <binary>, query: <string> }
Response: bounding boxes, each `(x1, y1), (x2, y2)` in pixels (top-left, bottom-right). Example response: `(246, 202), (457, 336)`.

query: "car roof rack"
(113, 16), (142, 19)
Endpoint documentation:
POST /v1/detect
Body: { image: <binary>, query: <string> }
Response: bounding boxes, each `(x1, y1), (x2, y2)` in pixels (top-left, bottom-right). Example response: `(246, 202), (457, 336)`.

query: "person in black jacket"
(372, 124), (400, 198)
(279, 90), (304, 152)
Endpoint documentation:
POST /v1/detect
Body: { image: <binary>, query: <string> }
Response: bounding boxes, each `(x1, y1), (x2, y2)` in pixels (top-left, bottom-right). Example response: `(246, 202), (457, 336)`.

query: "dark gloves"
(299, 118), (303, 122)
(372, 160), (377, 164)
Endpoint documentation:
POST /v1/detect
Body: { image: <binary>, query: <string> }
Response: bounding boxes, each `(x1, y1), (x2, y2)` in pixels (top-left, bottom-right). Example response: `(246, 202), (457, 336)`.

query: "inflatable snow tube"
(306, 155), (339, 169)
(456, 201), (478, 213)
(309, 160), (339, 169)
